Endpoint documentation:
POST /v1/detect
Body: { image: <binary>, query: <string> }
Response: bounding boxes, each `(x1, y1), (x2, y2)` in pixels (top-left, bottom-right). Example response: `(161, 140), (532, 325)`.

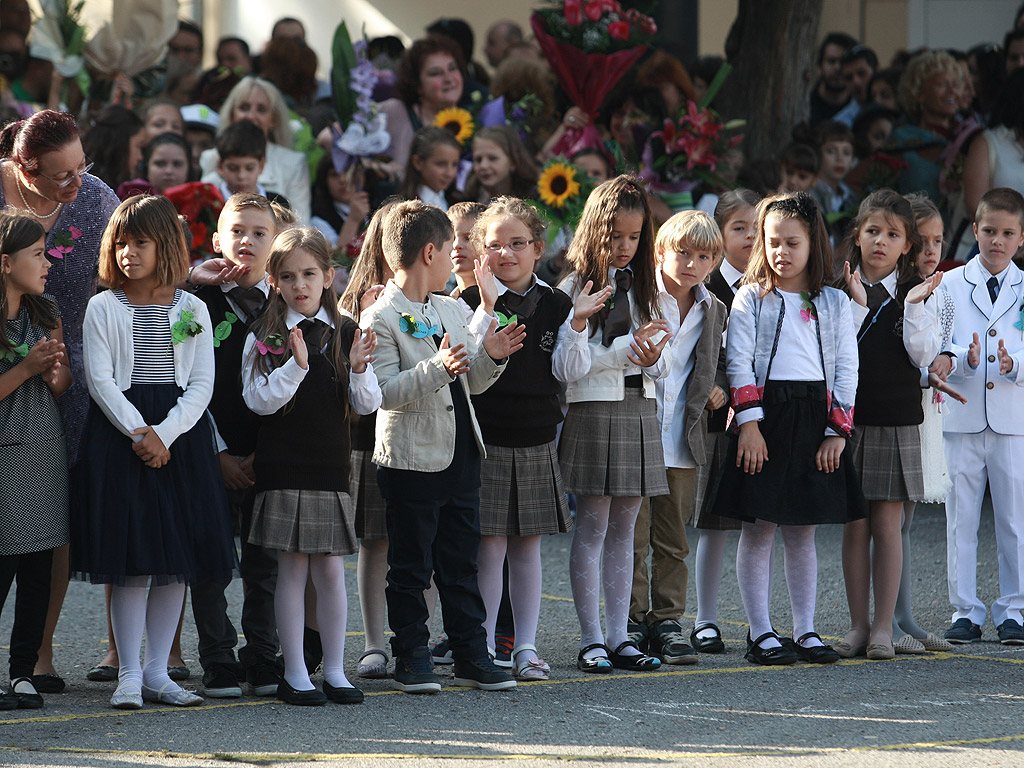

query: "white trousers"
(944, 429), (1024, 626)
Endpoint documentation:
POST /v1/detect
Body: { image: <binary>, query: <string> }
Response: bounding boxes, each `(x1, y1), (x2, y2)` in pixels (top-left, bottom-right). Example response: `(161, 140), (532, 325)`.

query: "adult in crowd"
(963, 68), (1024, 221)
(834, 45), (878, 127)
(484, 20), (524, 69)
(0, 109), (119, 691)
(810, 32), (857, 126)
(428, 17), (491, 92)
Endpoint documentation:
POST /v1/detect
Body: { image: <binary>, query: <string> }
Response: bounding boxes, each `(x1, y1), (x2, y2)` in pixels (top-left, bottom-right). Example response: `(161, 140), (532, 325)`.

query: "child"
(461, 196), (609, 679)
(310, 155), (370, 255)
(778, 143), (820, 194)
(629, 210), (728, 665)
(811, 121), (856, 241)
(398, 127), (461, 211)
(362, 200), (525, 694)
(189, 192), (281, 698)
(0, 215), (72, 710)
(142, 98), (185, 142)
(243, 226), (381, 705)
(467, 126), (540, 203)
(685, 189), (761, 656)
(571, 148), (612, 185)
(71, 195), (237, 709)
(448, 202), (486, 299)
(941, 187), (1024, 646)
(839, 189), (942, 660)
(711, 192), (863, 666)
(556, 175), (671, 673)
(143, 133), (192, 195)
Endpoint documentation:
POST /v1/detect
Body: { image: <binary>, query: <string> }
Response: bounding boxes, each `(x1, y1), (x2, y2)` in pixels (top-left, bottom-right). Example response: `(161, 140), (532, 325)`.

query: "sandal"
(513, 645), (549, 681)
(608, 641), (661, 671)
(576, 643), (612, 673)
(744, 632), (798, 666)
(356, 649), (389, 680)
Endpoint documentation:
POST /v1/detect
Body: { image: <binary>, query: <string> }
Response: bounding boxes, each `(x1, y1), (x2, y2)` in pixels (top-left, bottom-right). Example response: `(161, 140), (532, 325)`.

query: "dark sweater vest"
(706, 268), (735, 434)
(854, 280), (925, 427)
(196, 285), (262, 456)
(253, 319), (357, 492)
(461, 284), (572, 447)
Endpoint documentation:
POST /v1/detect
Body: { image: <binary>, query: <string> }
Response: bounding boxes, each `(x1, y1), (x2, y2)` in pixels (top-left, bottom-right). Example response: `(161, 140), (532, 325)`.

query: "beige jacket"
(363, 281), (505, 471)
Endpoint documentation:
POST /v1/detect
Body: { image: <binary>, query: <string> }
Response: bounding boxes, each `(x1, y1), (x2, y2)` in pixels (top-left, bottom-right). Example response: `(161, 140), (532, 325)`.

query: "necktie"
(988, 275), (1000, 305)
(227, 285), (266, 321)
(602, 269), (634, 347)
(864, 282), (889, 312)
(297, 318), (332, 355)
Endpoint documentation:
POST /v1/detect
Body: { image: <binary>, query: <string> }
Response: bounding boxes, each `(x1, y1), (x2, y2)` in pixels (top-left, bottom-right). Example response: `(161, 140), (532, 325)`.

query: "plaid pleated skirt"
(693, 431), (741, 531)
(480, 440), (573, 536)
(559, 389), (669, 497)
(350, 449), (388, 540)
(848, 424), (925, 502)
(249, 489), (357, 555)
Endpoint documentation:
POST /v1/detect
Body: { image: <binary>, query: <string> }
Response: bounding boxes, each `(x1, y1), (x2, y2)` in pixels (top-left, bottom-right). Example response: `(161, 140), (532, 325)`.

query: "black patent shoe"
(782, 633), (840, 664)
(690, 623), (726, 654)
(744, 632), (799, 666)
(10, 677), (43, 709)
(576, 643), (613, 673)
(608, 641), (662, 671)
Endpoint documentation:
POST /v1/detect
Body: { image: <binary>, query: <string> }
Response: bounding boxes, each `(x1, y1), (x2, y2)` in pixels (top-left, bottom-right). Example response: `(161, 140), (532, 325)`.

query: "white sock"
(276, 552), (314, 691)
(780, 525), (822, 647)
(477, 535), (508, 650)
(603, 497), (643, 655)
(507, 535), (543, 657)
(110, 577), (149, 691)
(357, 539), (389, 655)
(694, 529), (728, 636)
(310, 554), (351, 689)
(736, 520), (780, 649)
(571, 495), (611, 659)
(142, 582), (188, 690)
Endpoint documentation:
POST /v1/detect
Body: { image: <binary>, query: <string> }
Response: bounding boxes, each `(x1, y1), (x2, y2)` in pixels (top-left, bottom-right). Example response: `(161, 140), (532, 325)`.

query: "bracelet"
(185, 264), (197, 289)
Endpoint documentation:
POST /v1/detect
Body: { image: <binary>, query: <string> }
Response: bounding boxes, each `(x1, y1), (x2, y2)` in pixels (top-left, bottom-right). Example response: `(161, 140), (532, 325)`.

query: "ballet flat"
(832, 640), (866, 658)
(142, 682), (203, 706)
(894, 635), (928, 655)
(110, 683), (143, 710)
(919, 632), (954, 652)
(865, 642), (895, 660)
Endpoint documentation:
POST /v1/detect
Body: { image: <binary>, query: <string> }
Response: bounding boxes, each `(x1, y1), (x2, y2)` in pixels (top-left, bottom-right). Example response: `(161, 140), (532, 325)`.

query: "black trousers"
(0, 548), (54, 679)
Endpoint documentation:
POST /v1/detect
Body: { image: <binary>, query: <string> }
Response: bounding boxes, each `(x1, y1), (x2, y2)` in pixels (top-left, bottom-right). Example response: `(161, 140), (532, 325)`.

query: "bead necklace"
(12, 166), (62, 219)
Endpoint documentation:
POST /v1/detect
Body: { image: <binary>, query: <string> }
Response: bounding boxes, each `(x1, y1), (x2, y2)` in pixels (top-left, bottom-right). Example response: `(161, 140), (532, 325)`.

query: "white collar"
(418, 185), (448, 210)
(496, 274), (550, 297)
(719, 259), (744, 289)
(656, 268), (712, 306)
(864, 268), (899, 299)
(982, 263), (1012, 286)
(607, 265), (633, 281)
(285, 304), (334, 330)
(220, 276), (270, 295)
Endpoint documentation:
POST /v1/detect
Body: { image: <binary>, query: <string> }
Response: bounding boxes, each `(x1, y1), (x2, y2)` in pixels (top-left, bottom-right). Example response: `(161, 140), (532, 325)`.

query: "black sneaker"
(998, 619), (1024, 645)
(430, 637), (454, 665)
(649, 619), (698, 665)
(202, 663), (242, 698)
(246, 661), (280, 697)
(393, 648), (442, 694)
(493, 634), (514, 669)
(627, 621), (650, 653)
(944, 618), (982, 644)
(452, 657), (517, 691)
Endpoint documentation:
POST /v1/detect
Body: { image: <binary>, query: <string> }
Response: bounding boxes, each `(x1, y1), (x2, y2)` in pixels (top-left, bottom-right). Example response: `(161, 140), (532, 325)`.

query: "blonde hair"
(218, 191), (277, 229)
(898, 50), (960, 123)
(99, 195), (190, 289)
(471, 196), (546, 251)
(655, 210), (723, 268)
(218, 76), (294, 148)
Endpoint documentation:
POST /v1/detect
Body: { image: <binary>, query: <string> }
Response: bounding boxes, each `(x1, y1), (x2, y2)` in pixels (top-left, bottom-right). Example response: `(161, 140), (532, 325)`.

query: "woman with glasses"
(0, 109), (120, 695)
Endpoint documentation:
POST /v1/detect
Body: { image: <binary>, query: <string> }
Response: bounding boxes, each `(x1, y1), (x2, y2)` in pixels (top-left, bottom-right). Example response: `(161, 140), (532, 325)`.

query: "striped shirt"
(115, 289), (178, 385)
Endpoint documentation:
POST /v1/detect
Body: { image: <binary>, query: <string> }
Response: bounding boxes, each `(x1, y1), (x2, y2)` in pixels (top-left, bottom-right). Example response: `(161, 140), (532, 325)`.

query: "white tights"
(478, 535), (542, 658)
(694, 529), (728, 636)
(110, 578), (186, 693)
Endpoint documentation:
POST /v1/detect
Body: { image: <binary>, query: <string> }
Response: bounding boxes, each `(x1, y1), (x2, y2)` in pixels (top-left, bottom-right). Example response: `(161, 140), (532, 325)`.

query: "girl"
(310, 155), (370, 255)
(556, 175), (671, 672)
(467, 126), (539, 204)
(141, 98), (185, 142)
(398, 127), (461, 210)
(839, 189), (943, 660)
(143, 133), (192, 195)
(711, 192), (863, 666)
(0, 214), (71, 710)
(71, 195), (236, 709)
(889, 194), (957, 654)
(243, 227), (381, 705)
(686, 189), (760, 655)
(462, 197), (610, 679)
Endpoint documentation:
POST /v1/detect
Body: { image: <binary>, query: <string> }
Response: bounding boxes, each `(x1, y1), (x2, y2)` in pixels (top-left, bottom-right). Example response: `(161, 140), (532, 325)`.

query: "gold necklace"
(12, 166), (62, 219)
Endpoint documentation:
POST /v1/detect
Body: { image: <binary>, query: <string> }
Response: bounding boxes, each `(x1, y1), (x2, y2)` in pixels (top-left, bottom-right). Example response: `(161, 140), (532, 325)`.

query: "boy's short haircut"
(270, 200), (297, 229)
(780, 142), (821, 175)
(976, 187), (1024, 229)
(382, 200), (454, 272)
(655, 210), (724, 267)
(817, 32), (857, 65)
(815, 120), (855, 148)
(216, 120), (267, 161)
(447, 201), (487, 223)
(218, 191), (276, 228)
(840, 43), (878, 70)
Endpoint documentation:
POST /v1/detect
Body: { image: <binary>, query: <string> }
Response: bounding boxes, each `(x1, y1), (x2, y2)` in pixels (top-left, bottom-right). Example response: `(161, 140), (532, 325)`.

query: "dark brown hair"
(746, 192), (833, 298)
(396, 35), (467, 107)
(381, 200), (453, 272)
(339, 198), (401, 319)
(0, 214), (55, 355)
(399, 126), (462, 199)
(976, 186), (1024, 229)
(466, 125), (540, 200)
(840, 188), (921, 288)
(98, 195), (190, 289)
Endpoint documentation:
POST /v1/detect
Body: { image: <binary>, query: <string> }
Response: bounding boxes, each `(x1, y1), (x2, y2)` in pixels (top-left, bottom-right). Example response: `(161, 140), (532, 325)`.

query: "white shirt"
(654, 271), (710, 469)
(849, 269), (940, 367)
(242, 305), (382, 416)
(770, 290), (824, 381)
(418, 185), (449, 211)
(719, 260), (744, 294)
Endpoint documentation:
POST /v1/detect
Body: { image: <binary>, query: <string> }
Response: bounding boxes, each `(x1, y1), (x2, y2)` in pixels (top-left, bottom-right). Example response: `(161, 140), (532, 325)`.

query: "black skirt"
(70, 384), (238, 585)
(710, 380), (866, 526)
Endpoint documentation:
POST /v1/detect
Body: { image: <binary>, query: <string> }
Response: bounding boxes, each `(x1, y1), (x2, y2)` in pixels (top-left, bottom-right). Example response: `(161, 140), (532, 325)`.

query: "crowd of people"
(1, 0), (1024, 713)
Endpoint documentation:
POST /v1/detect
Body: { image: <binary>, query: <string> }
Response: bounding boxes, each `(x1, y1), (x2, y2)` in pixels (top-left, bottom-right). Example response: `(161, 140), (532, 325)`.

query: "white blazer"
(943, 257), (1024, 435)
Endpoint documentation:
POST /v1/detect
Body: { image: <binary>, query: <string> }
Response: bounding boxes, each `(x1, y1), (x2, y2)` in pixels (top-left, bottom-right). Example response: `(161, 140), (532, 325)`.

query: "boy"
(447, 202), (486, 299)
(811, 121), (856, 239)
(181, 104), (219, 180)
(215, 120), (292, 212)
(942, 187), (1024, 646)
(187, 193), (283, 697)
(778, 143), (820, 194)
(629, 211), (729, 665)
(363, 201), (526, 693)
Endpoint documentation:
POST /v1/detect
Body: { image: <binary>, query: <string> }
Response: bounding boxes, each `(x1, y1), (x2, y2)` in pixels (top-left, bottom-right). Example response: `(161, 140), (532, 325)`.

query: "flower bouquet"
(330, 22), (390, 178)
(163, 182), (225, 266)
(531, 156), (594, 241)
(30, 0), (90, 104)
(531, 1), (656, 157)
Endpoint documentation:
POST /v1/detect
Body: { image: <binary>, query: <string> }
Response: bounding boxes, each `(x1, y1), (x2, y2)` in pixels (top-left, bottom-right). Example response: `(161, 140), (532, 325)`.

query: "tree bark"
(716, 0), (824, 163)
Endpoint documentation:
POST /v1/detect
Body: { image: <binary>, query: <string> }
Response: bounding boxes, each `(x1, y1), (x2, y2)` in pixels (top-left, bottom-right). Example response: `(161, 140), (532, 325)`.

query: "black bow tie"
(297, 318), (332, 354)
(226, 285), (266, 321)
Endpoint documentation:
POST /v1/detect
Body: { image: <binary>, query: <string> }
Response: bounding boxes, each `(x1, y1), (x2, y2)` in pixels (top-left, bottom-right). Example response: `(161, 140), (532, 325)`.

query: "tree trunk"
(716, 0), (823, 163)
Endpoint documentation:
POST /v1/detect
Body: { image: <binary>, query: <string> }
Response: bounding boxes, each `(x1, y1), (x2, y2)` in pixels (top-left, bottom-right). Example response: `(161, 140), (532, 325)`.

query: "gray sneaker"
(393, 648), (442, 694)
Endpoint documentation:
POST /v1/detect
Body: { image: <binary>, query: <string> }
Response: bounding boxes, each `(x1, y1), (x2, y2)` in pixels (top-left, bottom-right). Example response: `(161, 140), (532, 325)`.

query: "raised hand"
(290, 326), (309, 370)
(998, 338), (1014, 375)
(359, 284), (386, 312)
(483, 319), (526, 360)
(905, 270), (943, 304)
(634, 319), (671, 343)
(844, 261), (867, 307)
(438, 333), (470, 377)
(627, 331), (669, 367)
(967, 332), (981, 369)
(572, 280), (614, 332)
(349, 328), (377, 374)
(190, 258), (251, 287)
(474, 253), (498, 313)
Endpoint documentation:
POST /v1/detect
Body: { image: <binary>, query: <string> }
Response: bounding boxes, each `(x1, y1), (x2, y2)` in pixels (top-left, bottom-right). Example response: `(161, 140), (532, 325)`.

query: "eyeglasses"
(35, 160), (94, 188)
(484, 238), (534, 254)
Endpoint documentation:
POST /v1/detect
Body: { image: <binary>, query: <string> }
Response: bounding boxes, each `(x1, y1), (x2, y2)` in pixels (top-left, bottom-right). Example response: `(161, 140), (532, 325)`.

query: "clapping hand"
(906, 270), (943, 304)
(438, 333), (470, 377)
(844, 262), (867, 307)
(483, 319), (526, 361)
(349, 328), (377, 374)
(571, 280), (613, 332)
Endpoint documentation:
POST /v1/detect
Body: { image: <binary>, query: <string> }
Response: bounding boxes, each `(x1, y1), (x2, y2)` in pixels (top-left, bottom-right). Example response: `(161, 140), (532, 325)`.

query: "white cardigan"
(82, 289), (214, 449)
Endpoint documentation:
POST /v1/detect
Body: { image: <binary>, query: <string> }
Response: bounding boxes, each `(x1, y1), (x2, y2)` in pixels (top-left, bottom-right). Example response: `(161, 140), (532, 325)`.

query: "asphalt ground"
(1, 500), (1022, 768)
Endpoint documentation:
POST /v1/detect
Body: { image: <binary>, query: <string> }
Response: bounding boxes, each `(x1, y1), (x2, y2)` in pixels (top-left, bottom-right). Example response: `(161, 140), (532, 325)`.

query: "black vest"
(706, 267), (736, 434)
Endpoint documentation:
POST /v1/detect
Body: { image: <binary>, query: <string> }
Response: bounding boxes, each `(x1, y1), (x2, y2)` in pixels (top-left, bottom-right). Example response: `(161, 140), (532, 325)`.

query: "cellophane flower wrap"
(163, 182), (224, 266)
(330, 21), (390, 175)
(531, 156), (594, 240)
(530, 1), (655, 157)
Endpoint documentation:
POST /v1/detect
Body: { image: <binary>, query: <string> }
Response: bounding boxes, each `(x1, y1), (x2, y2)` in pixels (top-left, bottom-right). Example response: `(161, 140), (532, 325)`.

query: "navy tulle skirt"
(70, 384), (238, 586)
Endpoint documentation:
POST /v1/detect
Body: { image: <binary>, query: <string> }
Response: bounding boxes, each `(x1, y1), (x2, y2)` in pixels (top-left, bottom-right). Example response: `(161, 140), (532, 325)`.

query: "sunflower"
(537, 161), (581, 208)
(434, 107), (475, 144)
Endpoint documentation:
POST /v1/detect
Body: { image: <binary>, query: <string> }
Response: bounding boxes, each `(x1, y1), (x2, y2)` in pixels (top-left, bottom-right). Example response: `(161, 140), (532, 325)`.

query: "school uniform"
(941, 257), (1024, 628)
(630, 274), (728, 625)
(363, 281), (506, 661)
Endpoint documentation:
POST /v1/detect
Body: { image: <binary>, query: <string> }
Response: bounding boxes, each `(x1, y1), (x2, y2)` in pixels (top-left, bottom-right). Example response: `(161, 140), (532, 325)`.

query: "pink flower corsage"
(48, 225), (82, 259)
(256, 333), (285, 356)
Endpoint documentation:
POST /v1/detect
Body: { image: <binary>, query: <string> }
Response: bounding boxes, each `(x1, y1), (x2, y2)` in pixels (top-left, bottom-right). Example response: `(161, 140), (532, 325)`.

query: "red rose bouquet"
(163, 182), (225, 266)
